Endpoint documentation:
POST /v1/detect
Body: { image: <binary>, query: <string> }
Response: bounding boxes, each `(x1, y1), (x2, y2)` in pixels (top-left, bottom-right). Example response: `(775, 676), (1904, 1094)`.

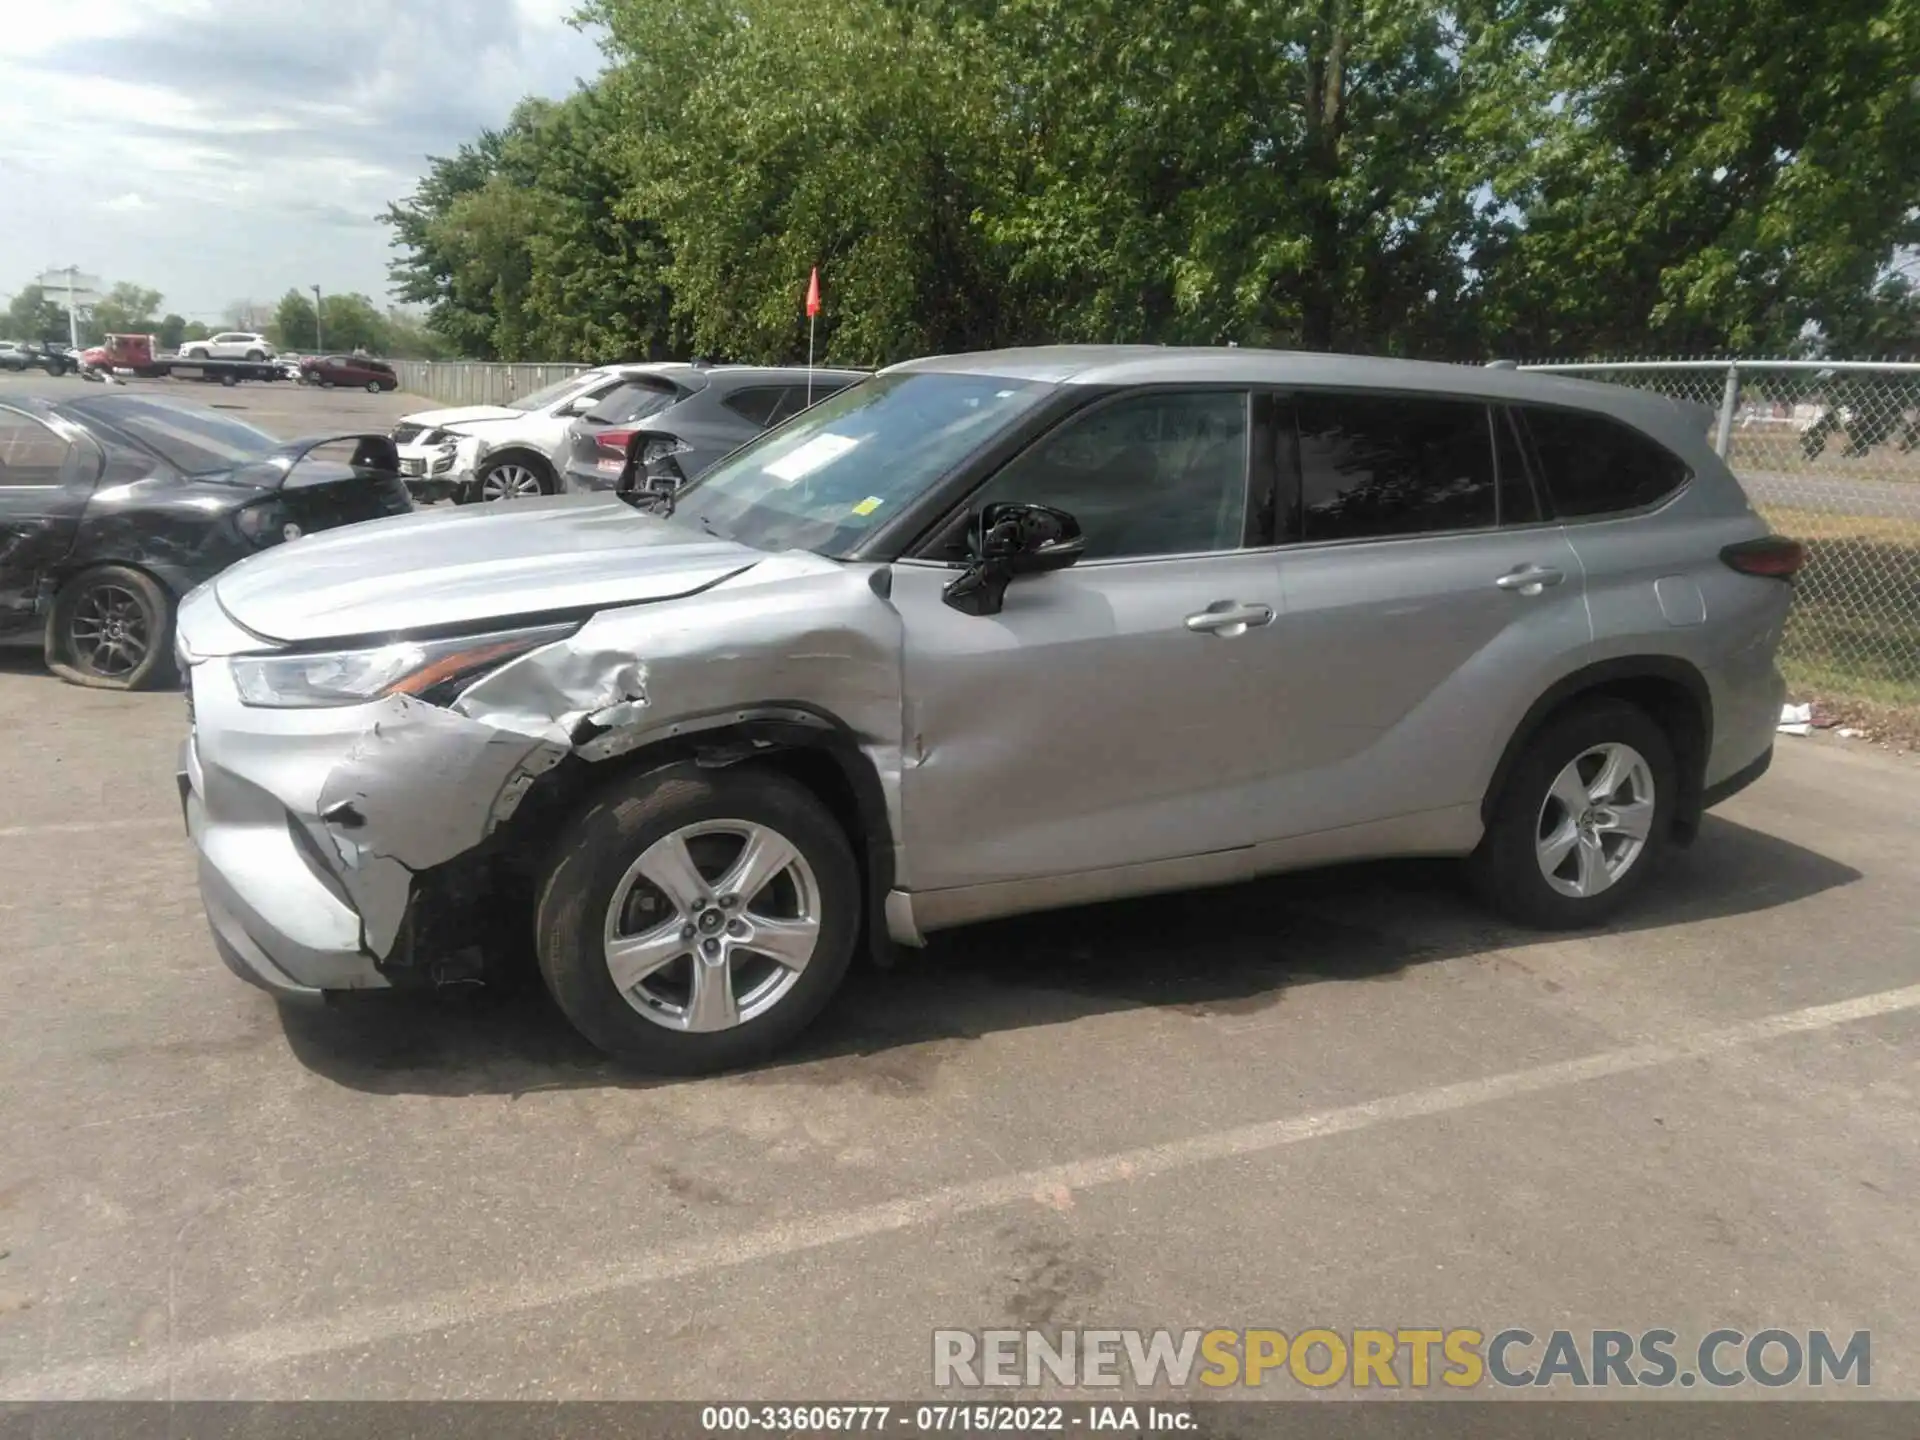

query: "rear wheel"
(1471, 699), (1674, 929)
(535, 762), (860, 1073)
(46, 566), (176, 691)
(474, 455), (550, 501)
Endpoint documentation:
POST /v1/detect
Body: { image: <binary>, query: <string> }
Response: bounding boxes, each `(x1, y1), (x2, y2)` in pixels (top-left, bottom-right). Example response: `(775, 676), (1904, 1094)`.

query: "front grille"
(400, 457), (424, 476)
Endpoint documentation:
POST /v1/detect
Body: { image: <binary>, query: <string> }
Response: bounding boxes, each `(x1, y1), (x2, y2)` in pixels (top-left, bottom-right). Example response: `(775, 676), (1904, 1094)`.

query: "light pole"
(311, 284), (323, 353)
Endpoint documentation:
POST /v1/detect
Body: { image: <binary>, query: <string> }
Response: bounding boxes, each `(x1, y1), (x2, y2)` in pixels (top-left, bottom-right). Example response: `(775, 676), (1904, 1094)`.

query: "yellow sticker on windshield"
(852, 496), (884, 516)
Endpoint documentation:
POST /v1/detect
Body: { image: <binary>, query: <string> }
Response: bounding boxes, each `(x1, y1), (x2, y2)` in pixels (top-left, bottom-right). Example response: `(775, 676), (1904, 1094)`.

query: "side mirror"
(942, 502), (1085, 616)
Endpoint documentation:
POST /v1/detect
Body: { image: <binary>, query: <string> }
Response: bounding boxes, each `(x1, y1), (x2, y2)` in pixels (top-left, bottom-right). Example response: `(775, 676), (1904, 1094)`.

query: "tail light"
(594, 427), (637, 459)
(1720, 536), (1806, 580)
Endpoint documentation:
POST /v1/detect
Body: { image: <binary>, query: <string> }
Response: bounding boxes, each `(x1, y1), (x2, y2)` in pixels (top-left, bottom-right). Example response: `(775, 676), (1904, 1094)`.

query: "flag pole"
(804, 265), (821, 405)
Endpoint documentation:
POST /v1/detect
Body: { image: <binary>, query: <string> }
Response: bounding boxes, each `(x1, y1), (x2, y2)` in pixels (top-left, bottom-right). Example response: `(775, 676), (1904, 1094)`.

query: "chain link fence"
(389, 360), (590, 408)
(1521, 360), (1920, 707)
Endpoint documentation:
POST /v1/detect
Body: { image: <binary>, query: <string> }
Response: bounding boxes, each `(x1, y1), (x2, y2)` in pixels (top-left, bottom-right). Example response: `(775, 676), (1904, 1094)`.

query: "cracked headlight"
(230, 623), (576, 708)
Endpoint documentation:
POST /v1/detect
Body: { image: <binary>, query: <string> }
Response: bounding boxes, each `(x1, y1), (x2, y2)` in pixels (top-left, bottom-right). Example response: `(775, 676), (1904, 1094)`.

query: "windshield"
(510, 374), (599, 412)
(676, 372), (1055, 555)
(80, 398), (281, 475)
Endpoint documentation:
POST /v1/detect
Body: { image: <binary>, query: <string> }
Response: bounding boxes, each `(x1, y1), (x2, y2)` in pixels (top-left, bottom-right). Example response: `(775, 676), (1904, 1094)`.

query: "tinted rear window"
(1522, 406), (1691, 517)
(587, 380), (680, 425)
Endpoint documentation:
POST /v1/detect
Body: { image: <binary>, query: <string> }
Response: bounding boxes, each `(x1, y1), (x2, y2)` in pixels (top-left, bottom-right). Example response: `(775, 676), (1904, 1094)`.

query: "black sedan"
(0, 394), (412, 689)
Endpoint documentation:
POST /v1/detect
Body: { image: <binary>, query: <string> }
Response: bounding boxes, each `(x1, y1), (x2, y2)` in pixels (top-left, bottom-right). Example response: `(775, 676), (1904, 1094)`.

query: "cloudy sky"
(0, 0), (604, 323)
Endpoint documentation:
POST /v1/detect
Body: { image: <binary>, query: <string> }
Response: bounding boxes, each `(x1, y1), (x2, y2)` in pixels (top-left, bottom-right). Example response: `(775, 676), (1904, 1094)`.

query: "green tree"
(181, 320), (212, 344)
(271, 289), (320, 350)
(318, 293), (390, 353)
(157, 314), (189, 349)
(88, 282), (165, 342)
(1469, 0), (1920, 355)
(5, 284), (69, 343)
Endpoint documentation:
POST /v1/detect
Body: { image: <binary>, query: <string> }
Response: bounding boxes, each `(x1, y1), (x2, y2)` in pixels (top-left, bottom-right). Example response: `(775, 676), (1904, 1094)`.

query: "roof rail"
(1484, 359), (1519, 370)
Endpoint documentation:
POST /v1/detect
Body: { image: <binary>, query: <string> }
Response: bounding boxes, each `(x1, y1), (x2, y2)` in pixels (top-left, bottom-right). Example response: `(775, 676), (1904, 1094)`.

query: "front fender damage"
(310, 555), (904, 966)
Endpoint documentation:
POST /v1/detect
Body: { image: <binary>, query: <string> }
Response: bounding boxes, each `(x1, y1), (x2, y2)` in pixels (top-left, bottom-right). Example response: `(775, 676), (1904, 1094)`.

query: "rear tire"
(46, 566), (177, 691)
(1470, 699), (1675, 930)
(535, 762), (860, 1073)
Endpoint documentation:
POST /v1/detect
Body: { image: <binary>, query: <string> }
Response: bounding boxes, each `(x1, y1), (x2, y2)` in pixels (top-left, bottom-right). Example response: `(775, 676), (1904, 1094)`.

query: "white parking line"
(8, 980), (1919, 1399)
(0, 817), (176, 839)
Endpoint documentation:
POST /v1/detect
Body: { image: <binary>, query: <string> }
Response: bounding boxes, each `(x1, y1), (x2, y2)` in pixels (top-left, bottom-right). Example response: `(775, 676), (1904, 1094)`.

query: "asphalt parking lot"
(2, 373), (1919, 1403)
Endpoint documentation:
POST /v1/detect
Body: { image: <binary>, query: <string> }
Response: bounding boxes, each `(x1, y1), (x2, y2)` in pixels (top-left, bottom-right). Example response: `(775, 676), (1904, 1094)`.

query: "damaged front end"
(176, 552), (903, 999)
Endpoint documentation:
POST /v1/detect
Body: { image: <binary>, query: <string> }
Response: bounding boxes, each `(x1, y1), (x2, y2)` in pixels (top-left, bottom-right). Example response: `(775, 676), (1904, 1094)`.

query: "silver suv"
(175, 347), (1799, 1072)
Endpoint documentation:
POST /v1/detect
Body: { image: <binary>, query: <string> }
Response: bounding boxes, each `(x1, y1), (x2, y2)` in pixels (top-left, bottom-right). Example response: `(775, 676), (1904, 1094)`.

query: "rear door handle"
(1185, 600), (1274, 637)
(1495, 564), (1566, 596)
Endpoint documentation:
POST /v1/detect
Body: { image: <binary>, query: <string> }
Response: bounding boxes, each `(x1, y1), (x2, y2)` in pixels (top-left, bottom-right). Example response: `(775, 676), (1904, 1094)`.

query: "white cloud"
(0, 0), (604, 321)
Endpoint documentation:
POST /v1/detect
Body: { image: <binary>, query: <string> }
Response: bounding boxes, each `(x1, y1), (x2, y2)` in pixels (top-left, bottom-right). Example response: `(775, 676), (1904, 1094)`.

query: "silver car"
(176, 347), (1799, 1073)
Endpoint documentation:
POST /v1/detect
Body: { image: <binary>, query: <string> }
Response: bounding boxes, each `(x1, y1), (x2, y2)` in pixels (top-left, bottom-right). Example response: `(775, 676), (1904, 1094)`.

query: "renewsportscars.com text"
(932, 1327), (1871, 1390)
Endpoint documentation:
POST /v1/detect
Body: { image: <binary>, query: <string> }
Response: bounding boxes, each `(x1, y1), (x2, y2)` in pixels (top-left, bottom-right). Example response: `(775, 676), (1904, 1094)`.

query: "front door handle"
(1185, 600), (1274, 637)
(1495, 564), (1566, 596)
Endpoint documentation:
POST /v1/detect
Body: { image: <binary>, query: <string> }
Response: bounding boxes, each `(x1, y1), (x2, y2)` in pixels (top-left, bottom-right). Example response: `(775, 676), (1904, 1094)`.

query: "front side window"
(1522, 406), (1692, 518)
(969, 390), (1251, 560)
(1292, 393), (1498, 542)
(678, 372), (1056, 556)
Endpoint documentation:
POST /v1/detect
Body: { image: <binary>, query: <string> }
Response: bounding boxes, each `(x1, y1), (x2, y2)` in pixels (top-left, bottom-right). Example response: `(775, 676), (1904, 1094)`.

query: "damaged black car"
(0, 394), (413, 689)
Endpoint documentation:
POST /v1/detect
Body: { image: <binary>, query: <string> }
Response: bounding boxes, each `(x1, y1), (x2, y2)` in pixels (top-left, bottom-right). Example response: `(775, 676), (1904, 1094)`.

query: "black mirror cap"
(979, 502), (1085, 574)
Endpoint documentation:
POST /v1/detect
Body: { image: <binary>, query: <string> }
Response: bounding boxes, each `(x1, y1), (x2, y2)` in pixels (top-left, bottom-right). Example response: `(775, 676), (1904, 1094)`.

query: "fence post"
(1713, 362), (1740, 458)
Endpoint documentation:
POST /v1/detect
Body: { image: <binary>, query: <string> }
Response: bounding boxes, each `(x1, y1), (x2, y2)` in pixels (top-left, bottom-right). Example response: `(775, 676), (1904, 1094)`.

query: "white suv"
(183, 332), (274, 361)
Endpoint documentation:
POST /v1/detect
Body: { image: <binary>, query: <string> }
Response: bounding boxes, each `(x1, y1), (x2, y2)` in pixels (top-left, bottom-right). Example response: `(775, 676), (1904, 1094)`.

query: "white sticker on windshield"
(763, 432), (859, 483)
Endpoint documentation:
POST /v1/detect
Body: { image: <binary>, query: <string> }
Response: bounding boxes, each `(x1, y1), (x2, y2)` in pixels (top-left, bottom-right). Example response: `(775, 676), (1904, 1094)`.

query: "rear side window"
(721, 386), (789, 428)
(1292, 393), (1498, 542)
(1521, 407), (1691, 517)
(0, 409), (72, 487)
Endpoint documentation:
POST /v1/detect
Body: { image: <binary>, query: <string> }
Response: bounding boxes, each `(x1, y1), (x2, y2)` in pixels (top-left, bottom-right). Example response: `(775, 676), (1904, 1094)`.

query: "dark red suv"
(300, 355), (398, 392)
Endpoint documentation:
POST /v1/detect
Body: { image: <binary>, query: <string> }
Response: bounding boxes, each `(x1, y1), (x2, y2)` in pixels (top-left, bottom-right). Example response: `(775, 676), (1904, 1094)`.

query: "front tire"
(245, 349), (264, 361)
(473, 455), (551, 501)
(46, 566), (176, 691)
(187, 347), (209, 360)
(1471, 699), (1675, 929)
(535, 762), (860, 1073)
(365, 379), (382, 393)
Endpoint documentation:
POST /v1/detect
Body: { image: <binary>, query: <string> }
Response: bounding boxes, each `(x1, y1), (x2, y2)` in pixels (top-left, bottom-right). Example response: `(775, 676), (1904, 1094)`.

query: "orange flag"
(805, 266), (822, 318)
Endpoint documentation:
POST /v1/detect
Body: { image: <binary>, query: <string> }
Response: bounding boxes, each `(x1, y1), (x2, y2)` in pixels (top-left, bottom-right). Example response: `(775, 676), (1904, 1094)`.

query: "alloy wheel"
(480, 463), (543, 500)
(601, 820), (822, 1033)
(1534, 742), (1656, 899)
(68, 583), (151, 680)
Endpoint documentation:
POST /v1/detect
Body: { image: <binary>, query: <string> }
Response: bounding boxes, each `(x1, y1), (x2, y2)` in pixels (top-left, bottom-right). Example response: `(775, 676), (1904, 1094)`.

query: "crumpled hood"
(399, 404), (526, 431)
(213, 495), (764, 644)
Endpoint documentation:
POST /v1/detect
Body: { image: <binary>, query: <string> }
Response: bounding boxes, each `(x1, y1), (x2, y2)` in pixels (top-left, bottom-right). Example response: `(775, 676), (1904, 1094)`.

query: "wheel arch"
(475, 445), (557, 491)
(1483, 657), (1713, 845)
(493, 703), (898, 963)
